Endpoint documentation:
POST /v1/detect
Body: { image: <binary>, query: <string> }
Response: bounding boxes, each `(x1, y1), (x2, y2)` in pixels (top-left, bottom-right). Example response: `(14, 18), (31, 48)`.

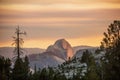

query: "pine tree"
(29, 65), (41, 80)
(12, 26), (26, 59)
(81, 50), (100, 80)
(39, 68), (48, 80)
(101, 20), (120, 80)
(11, 26), (29, 80)
(0, 56), (11, 80)
(12, 58), (25, 80)
(81, 50), (90, 64)
(24, 56), (30, 80)
(86, 55), (100, 80)
(48, 67), (55, 80)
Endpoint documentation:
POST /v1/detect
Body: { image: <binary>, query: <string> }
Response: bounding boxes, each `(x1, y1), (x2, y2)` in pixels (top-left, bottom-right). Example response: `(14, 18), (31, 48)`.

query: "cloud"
(0, 0), (120, 48)
(0, 7), (120, 40)
(0, 8), (120, 23)
(0, 23), (106, 41)
(0, 0), (120, 4)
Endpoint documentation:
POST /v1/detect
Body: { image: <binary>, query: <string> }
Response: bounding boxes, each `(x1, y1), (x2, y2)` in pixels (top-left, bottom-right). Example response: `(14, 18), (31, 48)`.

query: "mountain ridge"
(0, 47), (45, 59)
(0, 39), (98, 69)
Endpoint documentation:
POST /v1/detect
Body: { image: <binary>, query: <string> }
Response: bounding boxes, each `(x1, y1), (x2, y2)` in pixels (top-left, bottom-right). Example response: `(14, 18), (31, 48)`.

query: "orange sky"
(0, 0), (120, 49)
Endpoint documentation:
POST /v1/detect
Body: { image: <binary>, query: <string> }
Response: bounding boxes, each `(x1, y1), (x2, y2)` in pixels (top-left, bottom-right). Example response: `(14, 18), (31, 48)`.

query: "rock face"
(46, 39), (73, 60)
(29, 52), (65, 69)
(29, 39), (74, 69)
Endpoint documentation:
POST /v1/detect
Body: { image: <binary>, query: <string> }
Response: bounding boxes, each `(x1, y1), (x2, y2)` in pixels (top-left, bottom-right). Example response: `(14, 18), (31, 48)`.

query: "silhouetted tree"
(81, 50), (100, 80)
(12, 58), (25, 80)
(39, 68), (49, 80)
(101, 20), (120, 80)
(24, 56), (30, 80)
(11, 26), (30, 80)
(12, 26), (26, 59)
(0, 56), (11, 80)
(81, 50), (90, 64)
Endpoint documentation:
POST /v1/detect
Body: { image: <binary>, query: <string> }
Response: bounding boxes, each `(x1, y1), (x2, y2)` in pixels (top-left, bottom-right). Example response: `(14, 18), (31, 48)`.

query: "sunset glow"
(0, 0), (120, 48)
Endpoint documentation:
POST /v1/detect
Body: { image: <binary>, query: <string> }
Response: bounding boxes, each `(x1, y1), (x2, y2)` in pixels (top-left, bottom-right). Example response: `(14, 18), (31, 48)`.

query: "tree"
(38, 68), (48, 80)
(12, 58), (25, 80)
(81, 50), (100, 80)
(11, 26), (30, 80)
(81, 50), (90, 64)
(48, 67), (55, 80)
(0, 56), (11, 80)
(12, 56), (30, 80)
(53, 73), (67, 80)
(24, 56), (30, 80)
(12, 26), (26, 59)
(101, 20), (120, 80)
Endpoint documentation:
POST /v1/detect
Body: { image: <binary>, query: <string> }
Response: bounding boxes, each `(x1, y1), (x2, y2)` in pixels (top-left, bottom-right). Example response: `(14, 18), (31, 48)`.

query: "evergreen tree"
(48, 67), (55, 80)
(0, 56), (11, 80)
(12, 26), (26, 59)
(11, 26), (29, 80)
(12, 58), (25, 80)
(24, 56), (30, 80)
(30, 70), (41, 80)
(101, 20), (120, 80)
(86, 55), (100, 80)
(12, 56), (30, 80)
(39, 68), (49, 80)
(81, 50), (90, 64)
(81, 50), (100, 80)
(53, 73), (67, 80)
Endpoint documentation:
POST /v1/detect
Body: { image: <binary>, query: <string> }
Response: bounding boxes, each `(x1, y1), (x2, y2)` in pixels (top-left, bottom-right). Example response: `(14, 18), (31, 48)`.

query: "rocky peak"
(46, 39), (73, 60)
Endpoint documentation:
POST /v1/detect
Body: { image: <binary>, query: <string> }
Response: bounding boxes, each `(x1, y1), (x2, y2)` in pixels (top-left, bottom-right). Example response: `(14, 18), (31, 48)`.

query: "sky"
(0, 0), (120, 49)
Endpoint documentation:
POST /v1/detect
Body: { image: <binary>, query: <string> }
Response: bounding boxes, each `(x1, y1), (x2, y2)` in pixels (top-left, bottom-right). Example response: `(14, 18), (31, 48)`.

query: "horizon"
(0, 0), (120, 49)
(0, 42), (98, 49)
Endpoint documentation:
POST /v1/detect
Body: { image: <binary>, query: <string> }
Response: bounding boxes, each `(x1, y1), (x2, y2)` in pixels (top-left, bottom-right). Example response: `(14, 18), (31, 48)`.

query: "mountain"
(0, 47), (45, 59)
(29, 53), (65, 69)
(73, 46), (98, 58)
(73, 45), (96, 54)
(0, 39), (99, 70)
(29, 39), (74, 69)
(46, 39), (74, 60)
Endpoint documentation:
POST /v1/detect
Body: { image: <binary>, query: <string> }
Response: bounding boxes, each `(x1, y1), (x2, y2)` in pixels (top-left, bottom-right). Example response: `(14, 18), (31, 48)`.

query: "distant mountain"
(0, 47), (45, 59)
(29, 39), (74, 69)
(73, 46), (98, 58)
(29, 53), (64, 69)
(73, 45), (97, 54)
(46, 39), (74, 60)
(0, 40), (100, 70)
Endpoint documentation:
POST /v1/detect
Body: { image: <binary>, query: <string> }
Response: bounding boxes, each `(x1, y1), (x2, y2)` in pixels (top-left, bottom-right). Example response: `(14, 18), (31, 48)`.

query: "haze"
(0, 0), (120, 49)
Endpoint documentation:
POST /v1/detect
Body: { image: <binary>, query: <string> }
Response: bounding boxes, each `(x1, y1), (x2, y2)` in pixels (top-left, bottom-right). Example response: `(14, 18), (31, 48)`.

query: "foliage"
(11, 56), (30, 80)
(0, 56), (11, 80)
(101, 20), (120, 80)
(12, 26), (26, 59)
(81, 50), (100, 80)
